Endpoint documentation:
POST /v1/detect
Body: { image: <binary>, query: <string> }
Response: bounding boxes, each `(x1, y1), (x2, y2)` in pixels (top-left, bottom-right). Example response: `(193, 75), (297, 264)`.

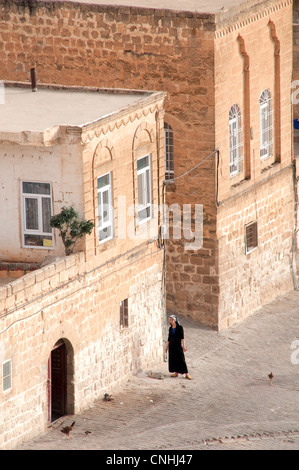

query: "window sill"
(23, 245), (54, 250)
(98, 236), (113, 245)
(261, 160), (279, 173)
(230, 177), (249, 189)
(245, 246), (258, 255)
(138, 215), (152, 225)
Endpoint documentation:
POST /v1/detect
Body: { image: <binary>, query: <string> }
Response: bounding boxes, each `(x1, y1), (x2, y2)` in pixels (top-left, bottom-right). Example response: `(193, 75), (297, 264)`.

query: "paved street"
(16, 290), (299, 451)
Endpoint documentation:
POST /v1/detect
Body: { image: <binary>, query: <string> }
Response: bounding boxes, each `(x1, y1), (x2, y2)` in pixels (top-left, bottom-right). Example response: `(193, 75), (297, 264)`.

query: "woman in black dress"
(165, 315), (192, 379)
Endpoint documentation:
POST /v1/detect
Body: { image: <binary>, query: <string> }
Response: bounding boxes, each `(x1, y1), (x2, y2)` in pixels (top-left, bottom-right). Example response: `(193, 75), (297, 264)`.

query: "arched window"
(229, 104), (243, 176)
(259, 89), (273, 160)
(164, 122), (174, 180)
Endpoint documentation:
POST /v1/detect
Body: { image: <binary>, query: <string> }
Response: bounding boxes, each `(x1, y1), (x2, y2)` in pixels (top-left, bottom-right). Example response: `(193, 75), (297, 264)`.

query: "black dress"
(168, 323), (188, 374)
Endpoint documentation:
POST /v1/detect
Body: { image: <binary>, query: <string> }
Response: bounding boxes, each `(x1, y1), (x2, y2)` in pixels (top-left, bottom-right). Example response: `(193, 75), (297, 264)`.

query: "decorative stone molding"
(81, 102), (163, 144)
(215, 0), (292, 38)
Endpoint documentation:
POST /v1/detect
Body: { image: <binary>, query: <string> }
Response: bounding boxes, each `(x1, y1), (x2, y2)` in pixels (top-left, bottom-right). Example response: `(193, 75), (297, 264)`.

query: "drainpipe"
(291, 77), (299, 290)
(291, 159), (299, 290)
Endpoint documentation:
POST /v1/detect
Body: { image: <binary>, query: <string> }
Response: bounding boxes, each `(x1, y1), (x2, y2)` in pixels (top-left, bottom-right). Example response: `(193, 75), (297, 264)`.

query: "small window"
(164, 123), (174, 180)
(3, 359), (12, 392)
(229, 104), (243, 177)
(21, 181), (53, 248)
(260, 89), (273, 160)
(97, 172), (113, 243)
(137, 155), (151, 223)
(245, 221), (258, 254)
(120, 299), (128, 329)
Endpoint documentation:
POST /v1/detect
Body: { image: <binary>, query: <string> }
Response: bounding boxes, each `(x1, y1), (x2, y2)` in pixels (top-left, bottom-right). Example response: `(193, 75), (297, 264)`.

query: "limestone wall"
(214, 0), (295, 328)
(217, 168), (295, 329)
(0, 139), (84, 263)
(0, 0), (218, 324)
(0, 247), (164, 449)
(0, 0), (296, 330)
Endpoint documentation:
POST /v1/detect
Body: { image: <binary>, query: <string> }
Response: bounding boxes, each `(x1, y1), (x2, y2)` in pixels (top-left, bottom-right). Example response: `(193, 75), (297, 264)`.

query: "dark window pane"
(24, 234), (53, 247)
(23, 182), (51, 195)
(42, 197), (52, 233)
(25, 198), (38, 230)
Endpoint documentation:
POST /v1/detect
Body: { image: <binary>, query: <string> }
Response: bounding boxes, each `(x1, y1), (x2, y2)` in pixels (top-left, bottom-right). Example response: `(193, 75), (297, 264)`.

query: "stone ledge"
(0, 262), (40, 272)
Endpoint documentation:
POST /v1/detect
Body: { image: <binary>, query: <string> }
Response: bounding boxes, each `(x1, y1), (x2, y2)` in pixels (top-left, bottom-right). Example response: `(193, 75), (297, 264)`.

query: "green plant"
(50, 206), (94, 256)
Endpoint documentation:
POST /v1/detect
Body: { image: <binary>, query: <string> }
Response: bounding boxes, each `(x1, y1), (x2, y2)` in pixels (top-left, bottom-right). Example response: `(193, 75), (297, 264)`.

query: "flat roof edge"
(3, 80), (161, 97)
(2, 0), (216, 21)
(214, 0), (289, 29)
(0, 82), (167, 145)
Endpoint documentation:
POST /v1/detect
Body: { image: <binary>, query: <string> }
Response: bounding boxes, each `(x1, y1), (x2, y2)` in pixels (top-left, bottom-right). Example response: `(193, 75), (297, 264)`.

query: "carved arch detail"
(92, 138), (115, 169)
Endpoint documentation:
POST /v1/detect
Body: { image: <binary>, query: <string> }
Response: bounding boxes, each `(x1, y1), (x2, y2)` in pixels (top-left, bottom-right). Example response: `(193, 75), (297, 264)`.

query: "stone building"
(1, 0), (295, 330)
(0, 0), (298, 450)
(0, 2), (296, 307)
(0, 83), (166, 449)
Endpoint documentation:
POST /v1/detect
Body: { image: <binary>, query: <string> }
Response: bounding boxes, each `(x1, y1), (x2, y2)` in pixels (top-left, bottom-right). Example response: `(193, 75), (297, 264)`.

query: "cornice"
(80, 100), (164, 144)
(215, 0), (292, 39)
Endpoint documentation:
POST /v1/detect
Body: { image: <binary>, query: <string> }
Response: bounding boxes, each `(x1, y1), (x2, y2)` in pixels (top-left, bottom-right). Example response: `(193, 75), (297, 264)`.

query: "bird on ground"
(268, 372), (274, 385)
(85, 431), (91, 436)
(61, 421), (75, 438)
(104, 393), (114, 401)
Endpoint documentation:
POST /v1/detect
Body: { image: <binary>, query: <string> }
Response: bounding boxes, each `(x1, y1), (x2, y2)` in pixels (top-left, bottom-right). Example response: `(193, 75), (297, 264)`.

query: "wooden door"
(48, 341), (67, 422)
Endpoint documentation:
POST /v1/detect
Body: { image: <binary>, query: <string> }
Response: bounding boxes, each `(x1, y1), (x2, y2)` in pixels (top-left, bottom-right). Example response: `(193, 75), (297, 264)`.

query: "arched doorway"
(48, 339), (74, 422)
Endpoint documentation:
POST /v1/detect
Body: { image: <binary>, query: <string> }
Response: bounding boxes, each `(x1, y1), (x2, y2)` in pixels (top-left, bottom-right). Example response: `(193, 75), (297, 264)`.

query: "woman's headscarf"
(169, 314), (180, 325)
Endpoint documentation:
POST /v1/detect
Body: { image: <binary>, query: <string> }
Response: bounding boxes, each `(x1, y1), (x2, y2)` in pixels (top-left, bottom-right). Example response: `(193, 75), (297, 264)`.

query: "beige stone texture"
(0, 250), (165, 449)
(0, 83), (166, 449)
(0, 1), (298, 448)
(0, 0), (295, 326)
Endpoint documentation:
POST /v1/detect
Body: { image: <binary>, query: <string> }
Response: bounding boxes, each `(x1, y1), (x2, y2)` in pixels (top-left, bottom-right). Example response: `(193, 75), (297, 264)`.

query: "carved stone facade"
(0, 0), (296, 330)
(0, 85), (166, 449)
(0, 0), (298, 448)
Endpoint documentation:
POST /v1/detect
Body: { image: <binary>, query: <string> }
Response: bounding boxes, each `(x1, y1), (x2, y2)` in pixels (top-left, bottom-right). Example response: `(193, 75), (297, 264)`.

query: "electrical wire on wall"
(164, 148), (219, 185)
(160, 147), (219, 245)
(159, 147), (219, 352)
(159, 148), (219, 358)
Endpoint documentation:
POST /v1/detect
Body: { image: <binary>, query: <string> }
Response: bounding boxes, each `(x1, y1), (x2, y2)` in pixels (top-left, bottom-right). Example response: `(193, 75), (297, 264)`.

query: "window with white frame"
(229, 104), (243, 177)
(164, 122), (174, 180)
(21, 182), (53, 248)
(97, 172), (113, 243)
(2, 359), (12, 392)
(260, 89), (273, 160)
(137, 155), (151, 223)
